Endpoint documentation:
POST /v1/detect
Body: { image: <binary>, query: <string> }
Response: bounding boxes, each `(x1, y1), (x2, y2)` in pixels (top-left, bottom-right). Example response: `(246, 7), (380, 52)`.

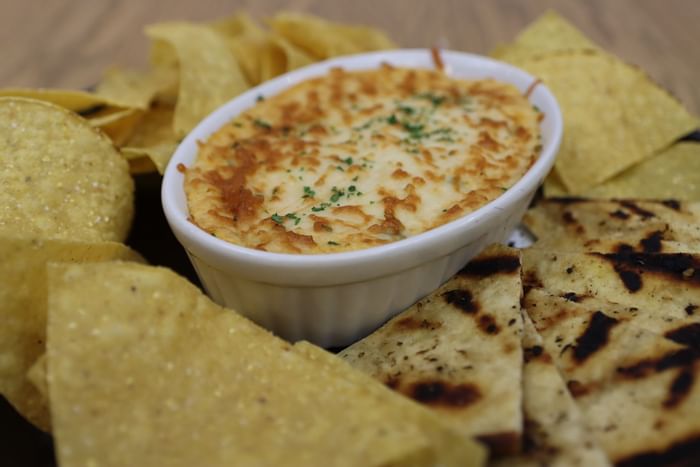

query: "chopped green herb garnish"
(403, 122), (425, 139)
(256, 94), (265, 102)
(311, 202), (331, 212)
(416, 92), (446, 106)
(233, 122), (243, 128)
(397, 105), (416, 115)
(342, 157), (353, 165)
(352, 176), (359, 182)
(303, 186), (316, 198)
(328, 241), (340, 246)
(348, 185), (356, 192)
(387, 114), (399, 125)
(254, 118), (272, 129)
(336, 165), (345, 171)
(271, 213), (284, 224)
(286, 213), (301, 225)
(330, 187), (345, 203)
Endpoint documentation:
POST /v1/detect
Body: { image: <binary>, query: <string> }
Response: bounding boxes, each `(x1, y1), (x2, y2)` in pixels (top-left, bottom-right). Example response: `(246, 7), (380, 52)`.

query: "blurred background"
(1, 0), (698, 113)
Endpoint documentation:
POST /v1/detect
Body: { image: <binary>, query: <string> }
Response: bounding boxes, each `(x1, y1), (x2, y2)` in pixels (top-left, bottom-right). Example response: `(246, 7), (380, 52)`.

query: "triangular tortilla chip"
(340, 245), (524, 455)
(47, 262), (477, 467)
(0, 237), (140, 432)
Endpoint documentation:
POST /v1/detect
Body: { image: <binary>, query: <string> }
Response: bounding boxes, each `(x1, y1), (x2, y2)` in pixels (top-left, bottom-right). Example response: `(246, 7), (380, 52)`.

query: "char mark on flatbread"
(616, 348), (700, 379)
(663, 369), (695, 409)
(572, 311), (620, 363)
(593, 252), (700, 292)
(617, 200), (657, 219)
(664, 323), (700, 349)
(442, 289), (478, 313)
(615, 433), (700, 467)
(407, 381), (482, 408)
(459, 254), (520, 277)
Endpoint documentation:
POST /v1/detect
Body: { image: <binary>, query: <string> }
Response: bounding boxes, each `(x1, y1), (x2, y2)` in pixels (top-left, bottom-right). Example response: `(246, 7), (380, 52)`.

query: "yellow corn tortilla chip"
(269, 12), (396, 59)
(491, 11), (599, 63)
(0, 97), (134, 242)
(88, 107), (144, 146)
(0, 88), (131, 115)
(259, 34), (316, 82)
(0, 237), (140, 432)
(544, 143), (700, 200)
(121, 104), (179, 173)
(95, 67), (166, 110)
(46, 262), (467, 467)
(516, 51), (699, 193)
(210, 13), (267, 85)
(145, 22), (250, 137)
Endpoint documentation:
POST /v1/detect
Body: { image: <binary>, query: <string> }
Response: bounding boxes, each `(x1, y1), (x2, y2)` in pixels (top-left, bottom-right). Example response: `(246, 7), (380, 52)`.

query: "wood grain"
(1, 0), (698, 114)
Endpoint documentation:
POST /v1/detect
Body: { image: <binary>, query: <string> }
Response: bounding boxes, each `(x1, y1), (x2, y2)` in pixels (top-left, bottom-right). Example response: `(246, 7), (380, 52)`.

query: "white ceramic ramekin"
(162, 49), (562, 347)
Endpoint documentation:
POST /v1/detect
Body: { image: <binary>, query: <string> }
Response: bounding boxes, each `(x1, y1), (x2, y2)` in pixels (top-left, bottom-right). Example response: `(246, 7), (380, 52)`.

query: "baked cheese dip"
(184, 65), (542, 254)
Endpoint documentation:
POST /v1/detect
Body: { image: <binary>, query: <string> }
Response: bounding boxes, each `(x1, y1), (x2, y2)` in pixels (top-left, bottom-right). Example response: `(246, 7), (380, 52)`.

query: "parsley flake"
(271, 213), (284, 224)
(253, 118), (272, 130)
(303, 186), (316, 198)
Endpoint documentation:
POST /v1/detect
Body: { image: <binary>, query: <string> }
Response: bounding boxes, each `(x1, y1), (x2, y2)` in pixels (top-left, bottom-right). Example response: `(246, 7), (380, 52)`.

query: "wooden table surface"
(1, 0), (699, 115)
(0, 0), (698, 465)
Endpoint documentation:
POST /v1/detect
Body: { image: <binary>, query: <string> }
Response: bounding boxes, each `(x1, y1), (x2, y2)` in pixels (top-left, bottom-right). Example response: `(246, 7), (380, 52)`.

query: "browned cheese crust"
(185, 66), (540, 253)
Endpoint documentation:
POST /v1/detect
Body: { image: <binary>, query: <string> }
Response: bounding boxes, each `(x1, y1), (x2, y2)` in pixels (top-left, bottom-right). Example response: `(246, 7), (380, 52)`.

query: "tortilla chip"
(521, 248), (700, 325)
(514, 51), (699, 193)
(585, 143), (700, 200)
(95, 67), (166, 110)
(259, 34), (316, 82)
(46, 261), (473, 467)
(0, 98), (134, 242)
(523, 289), (700, 463)
(491, 11), (599, 63)
(269, 12), (396, 59)
(340, 245), (524, 456)
(492, 313), (611, 467)
(0, 237), (140, 432)
(0, 88), (129, 115)
(542, 168), (571, 197)
(145, 22), (250, 137)
(293, 342), (487, 467)
(121, 104), (179, 173)
(524, 198), (700, 253)
(88, 107), (144, 146)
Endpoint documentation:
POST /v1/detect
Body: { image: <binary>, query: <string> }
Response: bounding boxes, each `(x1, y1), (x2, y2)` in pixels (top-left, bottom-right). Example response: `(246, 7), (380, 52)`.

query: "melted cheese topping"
(185, 66), (541, 254)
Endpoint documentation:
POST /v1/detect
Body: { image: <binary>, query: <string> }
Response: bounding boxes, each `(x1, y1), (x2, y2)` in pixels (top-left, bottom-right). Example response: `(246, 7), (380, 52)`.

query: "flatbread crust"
(523, 289), (700, 464)
(340, 244), (524, 455)
(491, 313), (610, 467)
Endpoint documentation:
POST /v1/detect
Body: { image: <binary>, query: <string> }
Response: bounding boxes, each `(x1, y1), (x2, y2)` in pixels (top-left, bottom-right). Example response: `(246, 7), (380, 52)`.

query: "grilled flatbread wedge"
(524, 198), (700, 253)
(523, 289), (700, 464)
(491, 313), (610, 467)
(47, 261), (481, 467)
(522, 248), (700, 323)
(340, 244), (524, 455)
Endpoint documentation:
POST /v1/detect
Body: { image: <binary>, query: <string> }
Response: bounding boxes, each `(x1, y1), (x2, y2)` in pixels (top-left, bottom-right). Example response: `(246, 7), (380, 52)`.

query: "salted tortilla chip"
(491, 10), (599, 63)
(0, 88), (130, 115)
(514, 51), (699, 193)
(0, 98), (133, 242)
(585, 143), (700, 200)
(524, 198), (700, 253)
(145, 22), (249, 137)
(294, 342), (487, 467)
(522, 248), (700, 327)
(492, 313), (611, 467)
(95, 67), (167, 110)
(340, 245), (524, 455)
(0, 237), (140, 432)
(259, 34), (316, 82)
(46, 261), (469, 467)
(88, 107), (144, 146)
(26, 353), (48, 401)
(523, 289), (700, 464)
(121, 104), (178, 173)
(269, 12), (396, 59)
